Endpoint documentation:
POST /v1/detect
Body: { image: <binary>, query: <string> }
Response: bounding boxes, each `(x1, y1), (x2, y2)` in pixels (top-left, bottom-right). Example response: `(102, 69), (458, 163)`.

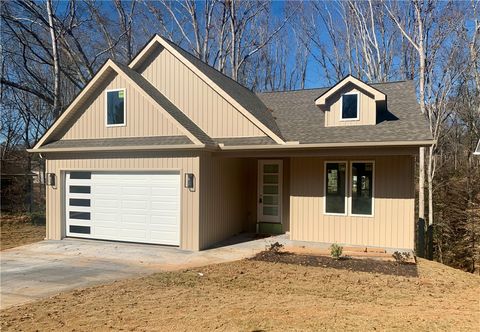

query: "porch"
(199, 148), (416, 251)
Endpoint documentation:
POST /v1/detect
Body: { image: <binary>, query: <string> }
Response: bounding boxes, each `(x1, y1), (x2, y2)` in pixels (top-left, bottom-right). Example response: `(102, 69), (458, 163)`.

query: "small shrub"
(266, 242), (284, 253)
(29, 211), (46, 225)
(392, 251), (411, 264)
(330, 243), (343, 259)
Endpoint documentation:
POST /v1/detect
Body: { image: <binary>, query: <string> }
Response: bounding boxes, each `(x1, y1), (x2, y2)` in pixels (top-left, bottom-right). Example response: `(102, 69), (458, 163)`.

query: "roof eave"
(27, 143), (216, 153)
(219, 140), (436, 151)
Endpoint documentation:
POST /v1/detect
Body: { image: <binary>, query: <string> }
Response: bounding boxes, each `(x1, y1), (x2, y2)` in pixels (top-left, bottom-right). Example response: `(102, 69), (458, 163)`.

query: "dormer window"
(315, 75), (386, 127)
(341, 92), (359, 121)
(106, 89), (126, 126)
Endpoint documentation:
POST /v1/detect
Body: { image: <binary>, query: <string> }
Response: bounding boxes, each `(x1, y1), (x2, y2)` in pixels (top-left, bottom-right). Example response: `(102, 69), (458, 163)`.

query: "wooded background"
(1, 0), (479, 273)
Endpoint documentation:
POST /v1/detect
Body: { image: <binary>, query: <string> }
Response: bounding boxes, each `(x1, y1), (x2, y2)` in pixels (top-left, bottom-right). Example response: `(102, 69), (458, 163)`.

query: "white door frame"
(257, 160), (283, 224)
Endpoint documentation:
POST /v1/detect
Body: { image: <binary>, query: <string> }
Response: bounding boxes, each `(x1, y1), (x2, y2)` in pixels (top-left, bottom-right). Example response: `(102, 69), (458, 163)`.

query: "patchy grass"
(1, 255), (479, 331)
(1, 213), (45, 250)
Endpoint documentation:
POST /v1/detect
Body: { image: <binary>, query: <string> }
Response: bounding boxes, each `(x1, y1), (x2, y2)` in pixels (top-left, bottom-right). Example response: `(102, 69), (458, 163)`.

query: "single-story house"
(29, 35), (433, 251)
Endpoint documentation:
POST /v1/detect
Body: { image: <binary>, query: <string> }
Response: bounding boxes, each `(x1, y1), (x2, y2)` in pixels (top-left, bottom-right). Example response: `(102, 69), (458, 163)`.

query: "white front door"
(258, 160), (283, 224)
(65, 171), (181, 246)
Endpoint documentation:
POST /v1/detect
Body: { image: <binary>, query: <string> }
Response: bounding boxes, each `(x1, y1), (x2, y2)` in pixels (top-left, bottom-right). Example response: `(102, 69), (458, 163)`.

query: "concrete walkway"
(0, 235), (281, 309)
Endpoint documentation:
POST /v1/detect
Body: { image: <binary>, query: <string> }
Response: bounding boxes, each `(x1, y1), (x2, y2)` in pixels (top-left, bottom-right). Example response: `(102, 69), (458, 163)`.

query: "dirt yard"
(1, 251), (478, 331)
(0, 214), (45, 250)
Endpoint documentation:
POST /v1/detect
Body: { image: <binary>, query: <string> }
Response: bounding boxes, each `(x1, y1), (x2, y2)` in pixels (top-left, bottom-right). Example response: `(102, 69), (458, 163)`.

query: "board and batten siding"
(290, 155), (415, 250)
(199, 155), (247, 249)
(324, 86), (377, 127)
(59, 72), (182, 140)
(139, 45), (265, 138)
(44, 151), (200, 250)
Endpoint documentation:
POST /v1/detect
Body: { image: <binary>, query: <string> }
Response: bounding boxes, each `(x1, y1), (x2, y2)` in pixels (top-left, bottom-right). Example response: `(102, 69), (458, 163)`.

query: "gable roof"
(129, 35), (284, 144)
(257, 80), (433, 145)
(29, 35), (433, 153)
(315, 75), (386, 106)
(114, 61), (215, 146)
(32, 59), (214, 150)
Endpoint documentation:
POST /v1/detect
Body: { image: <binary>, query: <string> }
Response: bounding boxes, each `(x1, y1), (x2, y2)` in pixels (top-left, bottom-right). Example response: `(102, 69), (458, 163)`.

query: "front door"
(258, 160), (283, 225)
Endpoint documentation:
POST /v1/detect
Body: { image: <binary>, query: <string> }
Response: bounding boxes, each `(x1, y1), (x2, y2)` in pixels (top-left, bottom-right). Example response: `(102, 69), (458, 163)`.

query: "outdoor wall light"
(184, 173), (195, 191)
(46, 173), (56, 186)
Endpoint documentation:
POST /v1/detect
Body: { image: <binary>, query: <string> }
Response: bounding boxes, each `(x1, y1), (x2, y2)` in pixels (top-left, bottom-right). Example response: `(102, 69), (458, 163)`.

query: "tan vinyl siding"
(60, 73), (182, 140)
(325, 87), (376, 126)
(140, 46), (265, 138)
(199, 155), (247, 249)
(290, 155), (415, 250)
(44, 151), (200, 250)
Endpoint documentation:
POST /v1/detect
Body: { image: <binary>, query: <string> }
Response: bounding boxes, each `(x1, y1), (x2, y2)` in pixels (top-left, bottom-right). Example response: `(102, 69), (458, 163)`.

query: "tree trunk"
(419, 147), (425, 221)
(46, 0), (60, 118)
(417, 9), (427, 223)
(428, 146), (434, 226)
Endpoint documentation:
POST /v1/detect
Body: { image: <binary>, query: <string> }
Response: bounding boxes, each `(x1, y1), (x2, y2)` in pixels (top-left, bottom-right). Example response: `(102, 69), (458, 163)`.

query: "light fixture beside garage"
(46, 173), (56, 186)
(185, 173), (195, 191)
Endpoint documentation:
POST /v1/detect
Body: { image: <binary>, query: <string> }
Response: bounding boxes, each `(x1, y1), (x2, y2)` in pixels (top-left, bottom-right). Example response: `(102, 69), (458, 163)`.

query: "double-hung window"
(324, 161), (374, 216)
(106, 89), (126, 126)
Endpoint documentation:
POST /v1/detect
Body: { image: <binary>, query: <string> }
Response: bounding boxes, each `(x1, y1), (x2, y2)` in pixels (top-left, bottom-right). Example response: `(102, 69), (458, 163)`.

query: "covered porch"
(199, 146), (417, 251)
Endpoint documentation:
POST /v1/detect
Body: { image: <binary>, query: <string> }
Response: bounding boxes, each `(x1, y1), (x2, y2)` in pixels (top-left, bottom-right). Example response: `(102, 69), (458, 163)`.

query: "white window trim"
(105, 88), (126, 127)
(349, 161), (375, 218)
(323, 161), (348, 216)
(339, 91), (360, 121)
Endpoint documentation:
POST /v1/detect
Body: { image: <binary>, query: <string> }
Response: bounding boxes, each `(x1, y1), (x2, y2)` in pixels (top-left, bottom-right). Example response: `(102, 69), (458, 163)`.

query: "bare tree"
(384, 0), (429, 231)
(46, 0), (60, 118)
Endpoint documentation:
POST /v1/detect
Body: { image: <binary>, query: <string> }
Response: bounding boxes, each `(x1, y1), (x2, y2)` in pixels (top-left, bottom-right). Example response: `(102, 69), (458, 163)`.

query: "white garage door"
(65, 171), (181, 246)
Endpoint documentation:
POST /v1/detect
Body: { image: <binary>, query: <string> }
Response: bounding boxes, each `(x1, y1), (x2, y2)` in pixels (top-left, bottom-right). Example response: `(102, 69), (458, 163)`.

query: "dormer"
(315, 75), (386, 127)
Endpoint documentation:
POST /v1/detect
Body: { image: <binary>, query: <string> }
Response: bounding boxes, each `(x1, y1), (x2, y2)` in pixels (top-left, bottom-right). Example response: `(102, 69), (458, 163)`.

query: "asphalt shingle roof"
(257, 80), (433, 144)
(41, 136), (192, 149)
(162, 38), (283, 140)
(215, 137), (276, 146)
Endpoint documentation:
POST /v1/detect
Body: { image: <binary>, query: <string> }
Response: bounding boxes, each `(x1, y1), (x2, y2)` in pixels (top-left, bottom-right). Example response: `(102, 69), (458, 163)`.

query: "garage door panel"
(121, 186), (151, 195)
(151, 201), (179, 210)
(94, 186), (118, 195)
(121, 200), (149, 209)
(151, 195), (179, 202)
(151, 188), (178, 196)
(151, 216), (178, 225)
(120, 214), (148, 223)
(151, 231), (178, 244)
(94, 198), (120, 208)
(118, 229), (147, 240)
(66, 171), (180, 246)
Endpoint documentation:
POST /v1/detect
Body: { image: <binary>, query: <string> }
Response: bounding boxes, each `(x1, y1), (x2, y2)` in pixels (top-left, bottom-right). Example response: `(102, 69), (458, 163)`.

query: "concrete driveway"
(1, 235), (280, 309)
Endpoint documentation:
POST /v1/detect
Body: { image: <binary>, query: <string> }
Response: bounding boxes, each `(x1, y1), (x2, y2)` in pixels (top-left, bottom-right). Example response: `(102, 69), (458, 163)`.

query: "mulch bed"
(251, 250), (418, 277)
